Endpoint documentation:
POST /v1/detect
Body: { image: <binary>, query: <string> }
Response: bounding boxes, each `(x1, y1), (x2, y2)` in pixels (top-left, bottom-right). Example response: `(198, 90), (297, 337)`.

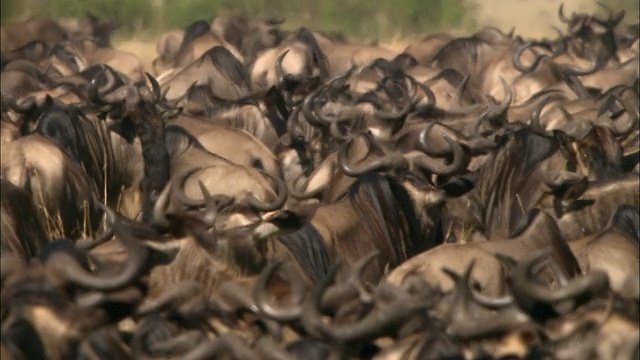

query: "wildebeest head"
(1, 40), (51, 69)
(529, 97), (628, 181)
(250, 28), (329, 95)
(181, 19), (212, 47)
(558, 3), (625, 62)
(211, 14), (286, 62)
(55, 13), (119, 49)
(161, 45), (252, 102)
(84, 13), (119, 48)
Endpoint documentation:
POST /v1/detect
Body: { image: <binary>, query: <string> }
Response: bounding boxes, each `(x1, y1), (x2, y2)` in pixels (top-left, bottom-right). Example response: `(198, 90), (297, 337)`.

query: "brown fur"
(1, 135), (100, 238)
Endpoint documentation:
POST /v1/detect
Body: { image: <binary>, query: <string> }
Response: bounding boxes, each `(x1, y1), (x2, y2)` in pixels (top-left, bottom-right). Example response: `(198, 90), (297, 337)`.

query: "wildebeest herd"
(1, 2), (639, 359)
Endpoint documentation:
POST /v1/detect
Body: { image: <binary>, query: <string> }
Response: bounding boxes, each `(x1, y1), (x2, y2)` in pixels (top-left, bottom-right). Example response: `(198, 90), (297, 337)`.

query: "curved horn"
(173, 167), (206, 208)
(470, 290), (514, 310)
(338, 134), (409, 177)
(254, 337), (296, 360)
(7, 96), (37, 114)
(146, 331), (205, 357)
(375, 87), (413, 122)
(75, 224), (115, 250)
(418, 123), (454, 157)
(196, 180), (234, 227)
(413, 136), (467, 176)
(596, 1), (614, 19)
(46, 204), (146, 291)
(511, 249), (610, 318)
(441, 103), (486, 116)
(286, 176), (325, 200)
(513, 42), (547, 73)
(246, 172), (288, 212)
(607, 94), (639, 136)
(558, 51), (601, 76)
(181, 334), (255, 360)
(136, 280), (203, 316)
(483, 77), (512, 122)
(145, 72), (162, 102)
(275, 50), (290, 83)
(254, 261), (305, 322)
(152, 179), (173, 228)
(528, 96), (554, 137)
(550, 26), (569, 58)
(301, 85), (328, 127)
(329, 118), (350, 141)
(558, 3), (572, 23)
(88, 67), (116, 103)
(609, 9), (626, 27)
(321, 251), (379, 310)
(326, 65), (357, 94)
(302, 273), (428, 343)
(408, 76), (436, 107)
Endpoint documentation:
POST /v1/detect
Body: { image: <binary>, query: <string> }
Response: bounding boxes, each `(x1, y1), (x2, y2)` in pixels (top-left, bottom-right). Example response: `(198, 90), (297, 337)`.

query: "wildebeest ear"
(43, 94), (55, 107)
(554, 198), (595, 218)
(278, 133), (293, 148)
(609, 204), (639, 243)
(621, 149), (640, 172)
(391, 52), (418, 69)
(437, 175), (475, 197)
(75, 286), (144, 317)
(610, 10), (626, 27)
(543, 171), (589, 218)
(438, 68), (465, 88)
(593, 125), (622, 165)
(143, 240), (181, 267)
(286, 339), (331, 360)
(271, 204), (319, 230)
(295, 27), (329, 79)
(86, 12), (99, 23)
(265, 17), (286, 26)
(552, 129), (572, 144)
(252, 209), (313, 240)
(509, 208), (541, 238)
(40, 238), (91, 270)
(551, 129), (576, 170)
(356, 91), (383, 108)
(494, 253), (518, 270)
(207, 46), (251, 91)
(597, 95), (622, 118)
(264, 210), (304, 231)
(265, 86), (289, 118)
(544, 171), (588, 200)
(2, 319), (48, 359)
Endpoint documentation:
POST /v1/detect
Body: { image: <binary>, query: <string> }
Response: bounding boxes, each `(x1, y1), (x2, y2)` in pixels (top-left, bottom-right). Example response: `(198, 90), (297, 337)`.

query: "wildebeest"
(2, 6), (638, 360)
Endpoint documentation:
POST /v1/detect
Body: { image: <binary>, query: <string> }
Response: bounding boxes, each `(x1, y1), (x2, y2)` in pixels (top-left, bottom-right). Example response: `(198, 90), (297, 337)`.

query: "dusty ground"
(112, 0), (603, 73)
(474, 0), (597, 38)
(113, 36), (158, 73)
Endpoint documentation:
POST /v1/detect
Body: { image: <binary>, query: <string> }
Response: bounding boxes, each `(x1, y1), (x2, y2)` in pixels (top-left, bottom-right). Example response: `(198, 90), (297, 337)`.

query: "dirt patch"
(474, 0), (596, 38)
(113, 37), (158, 73)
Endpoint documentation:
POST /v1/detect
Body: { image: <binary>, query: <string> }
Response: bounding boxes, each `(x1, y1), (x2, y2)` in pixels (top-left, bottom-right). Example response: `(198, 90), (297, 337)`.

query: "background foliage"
(1, 0), (636, 40)
(1, 0), (477, 39)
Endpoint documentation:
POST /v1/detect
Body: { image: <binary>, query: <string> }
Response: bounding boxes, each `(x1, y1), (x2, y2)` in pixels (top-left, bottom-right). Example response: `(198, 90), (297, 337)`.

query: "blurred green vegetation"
(2, 0), (636, 40)
(0, 0), (478, 40)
